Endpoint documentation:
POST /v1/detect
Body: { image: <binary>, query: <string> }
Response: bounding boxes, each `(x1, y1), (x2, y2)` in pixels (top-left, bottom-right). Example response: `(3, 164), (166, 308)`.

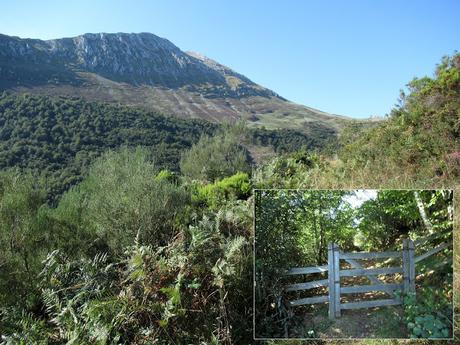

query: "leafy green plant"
(395, 290), (452, 339)
(194, 172), (251, 208)
(180, 132), (252, 182)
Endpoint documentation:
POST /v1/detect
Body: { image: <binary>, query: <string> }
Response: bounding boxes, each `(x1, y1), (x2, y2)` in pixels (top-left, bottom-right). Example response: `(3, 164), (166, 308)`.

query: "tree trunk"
(414, 191), (434, 233)
(441, 190), (453, 221)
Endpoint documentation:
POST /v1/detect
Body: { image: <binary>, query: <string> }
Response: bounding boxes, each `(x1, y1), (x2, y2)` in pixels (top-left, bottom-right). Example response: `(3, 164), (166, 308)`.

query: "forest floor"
(310, 305), (405, 338)
(289, 303), (408, 338)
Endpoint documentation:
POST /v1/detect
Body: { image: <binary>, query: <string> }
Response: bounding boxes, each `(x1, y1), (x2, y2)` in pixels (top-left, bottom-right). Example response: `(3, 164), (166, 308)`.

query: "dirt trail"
(288, 304), (407, 338)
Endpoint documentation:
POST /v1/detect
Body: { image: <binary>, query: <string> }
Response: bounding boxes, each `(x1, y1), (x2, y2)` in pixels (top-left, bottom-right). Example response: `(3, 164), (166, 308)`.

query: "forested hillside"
(0, 93), (216, 197)
(0, 93), (334, 199)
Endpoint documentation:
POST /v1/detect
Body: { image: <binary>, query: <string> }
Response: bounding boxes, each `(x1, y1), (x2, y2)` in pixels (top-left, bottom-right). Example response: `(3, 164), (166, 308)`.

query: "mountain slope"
(0, 32), (348, 131)
(253, 53), (460, 189)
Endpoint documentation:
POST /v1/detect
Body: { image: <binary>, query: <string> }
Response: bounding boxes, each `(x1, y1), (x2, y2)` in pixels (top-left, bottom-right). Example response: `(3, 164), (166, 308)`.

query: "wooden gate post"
(333, 243), (341, 317)
(403, 239), (416, 295)
(402, 239), (416, 295)
(402, 239), (409, 294)
(327, 242), (335, 320)
(408, 239), (415, 293)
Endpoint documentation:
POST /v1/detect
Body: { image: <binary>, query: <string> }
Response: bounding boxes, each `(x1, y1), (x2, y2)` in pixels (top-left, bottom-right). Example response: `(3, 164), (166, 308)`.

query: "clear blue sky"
(1, 0), (459, 118)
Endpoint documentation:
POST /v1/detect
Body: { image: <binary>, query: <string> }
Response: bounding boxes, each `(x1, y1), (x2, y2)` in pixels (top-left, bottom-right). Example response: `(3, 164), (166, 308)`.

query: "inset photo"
(254, 189), (453, 339)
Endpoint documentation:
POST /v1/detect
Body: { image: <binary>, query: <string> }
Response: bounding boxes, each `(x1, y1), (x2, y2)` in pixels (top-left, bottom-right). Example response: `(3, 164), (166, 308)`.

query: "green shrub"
(0, 169), (49, 307)
(154, 169), (177, 183)
(180, 132), (252, 182)
(395, 289), (452, 339)
(194, 172), (251, 208)
(54, 147), (190, 252)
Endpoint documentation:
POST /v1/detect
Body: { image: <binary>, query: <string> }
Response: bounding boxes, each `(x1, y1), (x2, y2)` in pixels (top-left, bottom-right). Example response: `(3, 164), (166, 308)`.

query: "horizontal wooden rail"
(416, 257), (453, 274)
(435, 257), (453, 268)
(340, 298), (402, 310)
(285, 265), (328, 275)
(340, 251), (402, 260)
(414, 242), (452, 263)
(343, 258), (395, 297)
(414, 229), (452, 246)
(341, 283), (403, 294)
(289, 295), (329, 307)
(285, 279), (329, 292)
(340, 267), (403, 277)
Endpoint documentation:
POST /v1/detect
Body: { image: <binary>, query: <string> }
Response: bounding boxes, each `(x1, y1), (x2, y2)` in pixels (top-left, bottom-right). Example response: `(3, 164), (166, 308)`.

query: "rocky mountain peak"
(0, 32), (280, 97)
(42, 32), (223, 87)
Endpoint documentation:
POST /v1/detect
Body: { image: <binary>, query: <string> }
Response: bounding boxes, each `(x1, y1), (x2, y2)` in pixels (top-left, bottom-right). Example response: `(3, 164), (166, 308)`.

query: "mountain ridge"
(0, 32), (350, 131)
(0, 32), (278, 96)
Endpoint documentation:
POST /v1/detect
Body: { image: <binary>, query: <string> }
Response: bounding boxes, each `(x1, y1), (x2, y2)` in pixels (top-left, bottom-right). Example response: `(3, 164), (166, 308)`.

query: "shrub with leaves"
(0, 200), (252, 344)
(53, 147), (191, 252)
(180, 132), (252, 182)
(396, 284), (453, 339)
(193, 172), (251, 209)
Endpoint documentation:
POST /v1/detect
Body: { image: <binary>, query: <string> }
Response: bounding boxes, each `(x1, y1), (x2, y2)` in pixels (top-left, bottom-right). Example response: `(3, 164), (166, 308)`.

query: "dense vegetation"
(255, 190), (453, 338)
(0, 148), (254, 344)
(0, 92), (334, 200)
(252, 54), (460, 190)
(180, 129), (252, 182)
(0, 54), (459, 344)
(338, 54), (460, 184)
(0, 93), (216, 199)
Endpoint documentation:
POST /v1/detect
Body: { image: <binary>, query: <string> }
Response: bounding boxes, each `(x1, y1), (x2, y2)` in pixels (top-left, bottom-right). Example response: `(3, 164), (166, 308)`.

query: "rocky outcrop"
(0, 32), (278, 97)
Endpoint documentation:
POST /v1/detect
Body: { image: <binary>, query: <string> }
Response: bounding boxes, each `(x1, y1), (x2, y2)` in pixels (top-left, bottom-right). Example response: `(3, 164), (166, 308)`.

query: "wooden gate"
(284, 230), (452, 320)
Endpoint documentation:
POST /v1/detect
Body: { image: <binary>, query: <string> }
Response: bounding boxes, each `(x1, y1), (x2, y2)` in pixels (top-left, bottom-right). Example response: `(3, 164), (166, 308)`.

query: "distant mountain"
(0, 32), (348, 130)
